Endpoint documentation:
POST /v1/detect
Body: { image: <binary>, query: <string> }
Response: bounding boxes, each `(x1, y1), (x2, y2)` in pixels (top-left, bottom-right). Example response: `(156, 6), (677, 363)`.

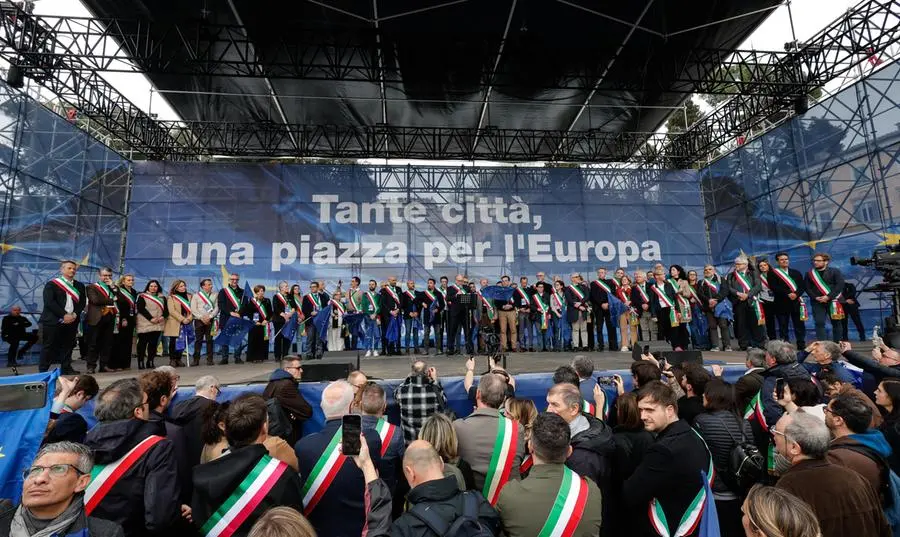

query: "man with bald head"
(453, 373), (526, 501)
(355, 439), (500, 535)
(294, 380), (382, 537)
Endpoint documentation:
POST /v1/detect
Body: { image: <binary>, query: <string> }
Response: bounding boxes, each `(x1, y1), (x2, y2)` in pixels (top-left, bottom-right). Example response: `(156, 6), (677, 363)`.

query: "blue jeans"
(518, 313), (532, 349)
(531, 319), (547, 350)
(403, 318), (420, 349)
(364, 317), (380, 351)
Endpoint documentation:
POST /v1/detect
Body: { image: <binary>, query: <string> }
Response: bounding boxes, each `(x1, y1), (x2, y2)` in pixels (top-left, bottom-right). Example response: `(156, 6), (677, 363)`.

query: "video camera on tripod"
(852, 242), (900, 346)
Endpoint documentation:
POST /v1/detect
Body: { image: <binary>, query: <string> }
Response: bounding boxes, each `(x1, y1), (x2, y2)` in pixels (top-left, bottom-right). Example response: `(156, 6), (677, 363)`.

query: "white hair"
(735, 256), (749, 264)
(320, 380), (354, 419)
(195, 375), (220, 393)
(34, 442), (93, 474)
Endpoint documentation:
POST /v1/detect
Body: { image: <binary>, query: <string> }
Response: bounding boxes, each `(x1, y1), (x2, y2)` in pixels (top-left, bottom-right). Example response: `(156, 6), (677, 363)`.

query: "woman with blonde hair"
(164, 279), (191, 367)
(248, 506), (316, 537)
(742, 485), (821, 537)
(418, 413), (469, 490)
(504, 397), (538, 437)
(616, 274), (638, 352)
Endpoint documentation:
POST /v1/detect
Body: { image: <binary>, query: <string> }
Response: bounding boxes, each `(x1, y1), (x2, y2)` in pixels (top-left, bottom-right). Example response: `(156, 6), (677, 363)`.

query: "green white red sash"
(532, 293), (549, 329)
(119, 287), (136, 310)
(649, 431), (715, 537)
(703, 278), (719, 294)
(93, 282), (113, 300)
(330, 299), (345, 316)
(567, 285), (585, 302)
(374, 418), (397, 457)
(200, 455), (288, 537)
(223, 285), (241, 310)
(275, 293), (288, 309)
(652, 284), (678, 326)
(364, 291), (379, 312)
(301, 427), (346, 515)
(686, 284), (701, 304)
(516, 288), (529, 305)
(743, 391), (768, 432)
(537, 466), (590, 537)
(86, 435), (164, 515)
(808, 269), (845, 319)
(734, 272), (765, 325)
(172, 293), (192, 315)
(140, 293), (164, 311)
(479, 294), (496, 320)
(348, 291), (360, 311)
(771, 268), (798, 292)
(581, 400), (595, 415)
(519, 454), (533, 474)
(635, 283), (650, 303)
(483, 416), (519, 506)
(551, 292), (564, 317)
(593, 279), (612, 295)
(759, 273), (770, 290)
(799, 299), (809, 321)
(385, 286), (400, 304)
(424, 289), (437, 303)
(252, 298), (270, 339)
(677, 295), (692, 323)
(51, 277), (81, 302)
(198, 289), (215, 311)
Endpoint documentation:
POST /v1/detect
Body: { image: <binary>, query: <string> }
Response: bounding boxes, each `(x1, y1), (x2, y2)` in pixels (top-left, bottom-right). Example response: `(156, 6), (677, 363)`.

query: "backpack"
(408, 492), (495, 537)
(715, 413), (765, 494)
(837, 443), (900, 531)
(265, 397), (293, 440)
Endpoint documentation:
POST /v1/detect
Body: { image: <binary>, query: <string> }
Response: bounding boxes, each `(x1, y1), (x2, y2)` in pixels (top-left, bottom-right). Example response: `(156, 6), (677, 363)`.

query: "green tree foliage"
(665, 97), (704, 134)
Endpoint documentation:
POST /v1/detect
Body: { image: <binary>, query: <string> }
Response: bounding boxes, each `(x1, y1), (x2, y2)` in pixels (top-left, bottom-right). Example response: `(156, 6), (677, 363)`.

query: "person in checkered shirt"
(394, 360), (449, 442)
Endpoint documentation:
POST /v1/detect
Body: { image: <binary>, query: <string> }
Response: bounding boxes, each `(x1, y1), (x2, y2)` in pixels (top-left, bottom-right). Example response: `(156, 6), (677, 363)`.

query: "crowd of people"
(25, 251), (865, 374)
(5, 330), (900, 537)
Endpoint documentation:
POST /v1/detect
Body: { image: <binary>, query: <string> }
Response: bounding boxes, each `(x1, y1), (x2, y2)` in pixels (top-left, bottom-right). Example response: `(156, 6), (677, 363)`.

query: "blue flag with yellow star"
(0, 369), (59, 502)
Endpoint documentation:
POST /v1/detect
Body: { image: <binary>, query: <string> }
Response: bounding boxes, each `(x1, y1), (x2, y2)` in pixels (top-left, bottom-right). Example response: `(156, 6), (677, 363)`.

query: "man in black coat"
(2, 305), (36, 367)
(804, 252), (845, 343)
(420, 278), (445, 355)
(623, 381), (713, 537)
(300, 282), (327, 360)
(726, 256), (766, 351)
(83, 378), (180, 537)
(192, 394), (304, 537)
(770, 252), (808, 348)
(590, 268), (618, 352)
(140, 370), (192, 505)
(263, 357), (313, 445)
(379, 277), (403, 356)
(841, 281), (866, 342)
(216, 272), (244, 364)
(169, 374), (220, 467)
(38, 260), (86, 374)
(445, 274), (473, 356)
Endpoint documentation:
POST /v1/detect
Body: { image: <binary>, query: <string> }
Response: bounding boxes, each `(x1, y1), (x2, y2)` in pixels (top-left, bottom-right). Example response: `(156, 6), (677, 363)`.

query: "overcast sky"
(31, 0), (867, 123)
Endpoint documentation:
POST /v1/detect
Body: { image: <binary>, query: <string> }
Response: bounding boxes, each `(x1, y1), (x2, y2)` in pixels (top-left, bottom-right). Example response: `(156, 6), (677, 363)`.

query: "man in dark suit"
(446, 274), (473, 356)
(590, 268), (618, 352)
(216, 272), (244, 365)
(379, 277), (402, 356)
(841, 281), (866, 342)
(420, 278), (445, 355)
(38, 260), (86, 374)
(2, 305), (36, 367)
(565, 274), (591, 350)
(770, 252), (808, 348)
(805, 252), (846, 343)
(301, 281), (326, 360)
(623, 381), (713, 537)
(84, 267), (118, 374)
(727, 256), (765, 350)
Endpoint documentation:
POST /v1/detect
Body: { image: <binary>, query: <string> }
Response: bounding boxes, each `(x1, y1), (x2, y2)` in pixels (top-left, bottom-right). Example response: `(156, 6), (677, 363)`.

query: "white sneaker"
(365, 350), (372, 357)
(621, 347), (630, 352)
(373, 351), (379, 357)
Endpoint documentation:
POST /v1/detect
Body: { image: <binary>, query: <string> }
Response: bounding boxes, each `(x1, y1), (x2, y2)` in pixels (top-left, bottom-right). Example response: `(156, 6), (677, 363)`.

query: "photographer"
(394, 360), (449, 442)
(464, 356), (515, 408)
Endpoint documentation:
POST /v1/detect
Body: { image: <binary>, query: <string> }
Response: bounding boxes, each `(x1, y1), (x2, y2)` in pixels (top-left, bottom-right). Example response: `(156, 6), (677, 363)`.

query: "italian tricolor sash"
(330, 299), (345, 316)
(551, 292), (564, 317)
(93, 282), (113, 300)
(771, 268), (798, 292)
(365, 291), (379, 312)
(480, 294), (496, 320)
(520, 454), (533, 474)
(404, 290), (416, 303)
(223, 286), (241, 310)
(743, 391), (768, 432)
(301, 427), (346, 515)
(703, 278), (719, 294)
(516, 288), (529, 304)
(649, 431), (715, 537)
(734, 272), (765, 325)
(799, 299), (809, 321)
(808, 269), (845, 319)
(424, 289), (436, 303)
(568, 285), (585, 302)
(677, 295), (692, 323)
(537, 466), (590, 537)
(119, 287), (136, 310)
(385, 286), (400, 304)
(86, 435), (165, 515)
(593, 279), (612, 294)
(275, 293), (288, 308)
(533, 293), (549, 329)
(306, 293), (321, 309)
(581, 400), (595, 415)
(172, 294), (192, 314)
(198, 290), (215, 310)
(759, 273), (771, 290)
(252, 298), (270, 339)
(348, 291), (360, 311)
(375, 418), (397, 457)
(51, 277), (80, 302)
(140, 293), (164, 311)
(652, 284), (678, 326)
(483, 416), (519, 506)
(200, 455), (288, 537)
(732, 271), (752, 293)
(636, 284), (650, 303)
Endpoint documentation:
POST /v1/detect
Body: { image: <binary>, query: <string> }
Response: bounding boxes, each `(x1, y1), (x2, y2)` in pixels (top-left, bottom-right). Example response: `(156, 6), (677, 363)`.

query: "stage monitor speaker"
(6, 65), (24, 89)
(793, 95), (809, 115)
(299, 362), (353, 383)
(661, 350), (704, 367)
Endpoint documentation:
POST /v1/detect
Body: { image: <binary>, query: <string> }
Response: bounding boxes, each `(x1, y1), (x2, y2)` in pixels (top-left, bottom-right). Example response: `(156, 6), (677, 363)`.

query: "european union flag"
(243, 281), (253, 305)
(386, 315), (401, 344)
(608, 295), (628, 318)
(0, 370), (59, 502)
(313, 305), (332, 340)
(281, 312), (298, 342)
(343, 312), (367, 341)
(480, 285), (514, 302)
(714, 299), (734, 321)
(175, 322), (196, 352)
(213, 316), (254, 347)
(698, 470), (720, 537)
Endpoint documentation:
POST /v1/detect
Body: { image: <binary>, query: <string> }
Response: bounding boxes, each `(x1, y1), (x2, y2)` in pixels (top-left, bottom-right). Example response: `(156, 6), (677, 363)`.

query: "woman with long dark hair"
(876, 379), (900, 473)
(135, 279), (167, 369)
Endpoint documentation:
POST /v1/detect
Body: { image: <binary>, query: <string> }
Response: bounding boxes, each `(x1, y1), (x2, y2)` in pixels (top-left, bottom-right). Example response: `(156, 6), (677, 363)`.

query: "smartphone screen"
(342, 415), (362, 456)
(775, 378), (785, 401)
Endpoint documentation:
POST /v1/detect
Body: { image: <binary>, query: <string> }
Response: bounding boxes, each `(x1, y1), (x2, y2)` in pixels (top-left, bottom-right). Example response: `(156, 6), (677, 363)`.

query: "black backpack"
(265, 397), (293, 440)
(716, 413), (765, 494)
(408, 492), (495, 537)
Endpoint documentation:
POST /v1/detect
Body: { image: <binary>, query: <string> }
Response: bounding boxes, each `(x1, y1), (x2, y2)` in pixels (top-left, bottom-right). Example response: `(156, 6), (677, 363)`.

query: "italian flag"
(744, 391), (768, 432)
(374, 418), (397, 457)
(536, 466), (589, 537)
(649, 431), (715, 537)
(86, 435), (164, 515)
(301, 427), (346, 515)
(200, 456), (288, 537)
(482, 416), (519, 506)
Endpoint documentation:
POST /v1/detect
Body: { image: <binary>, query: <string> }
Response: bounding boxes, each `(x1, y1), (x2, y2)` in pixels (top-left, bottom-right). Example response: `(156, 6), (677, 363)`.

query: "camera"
(851, 243), (900, 284)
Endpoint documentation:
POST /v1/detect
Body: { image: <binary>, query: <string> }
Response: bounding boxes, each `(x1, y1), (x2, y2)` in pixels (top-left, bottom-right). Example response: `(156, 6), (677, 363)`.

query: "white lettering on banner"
(172, 243), (255, 266)
(424, 241), (490, 270)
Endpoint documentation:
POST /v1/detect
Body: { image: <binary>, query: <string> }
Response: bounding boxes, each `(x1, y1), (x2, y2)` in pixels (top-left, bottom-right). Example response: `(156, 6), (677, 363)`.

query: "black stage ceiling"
(78, 0), (780, 160)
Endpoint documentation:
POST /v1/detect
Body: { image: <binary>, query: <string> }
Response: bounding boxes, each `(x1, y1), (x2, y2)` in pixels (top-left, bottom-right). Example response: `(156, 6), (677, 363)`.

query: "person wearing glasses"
(805, 252), (846, 343)
(1, 441), (124, 537)
(727, 256), (766, 351)
(263, 356), (312, 446)
(216, 272), (245, 365)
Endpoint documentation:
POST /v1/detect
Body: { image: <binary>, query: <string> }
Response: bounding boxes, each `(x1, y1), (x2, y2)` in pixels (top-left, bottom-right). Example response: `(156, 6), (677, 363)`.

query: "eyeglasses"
(770, 427), (785, 437)
(23, 464), (84, 480)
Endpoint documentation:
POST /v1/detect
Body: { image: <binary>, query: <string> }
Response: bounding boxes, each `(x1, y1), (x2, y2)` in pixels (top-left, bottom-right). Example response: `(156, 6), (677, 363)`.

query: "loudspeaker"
(793, 95), (808, 115)
(661, 350), (704, 367)
(6, 65), (24, 89)
(299, 362), (353, 383)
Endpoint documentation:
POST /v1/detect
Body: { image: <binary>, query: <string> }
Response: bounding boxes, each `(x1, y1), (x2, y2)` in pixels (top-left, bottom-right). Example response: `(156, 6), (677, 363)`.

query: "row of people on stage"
(33, 251), (864, 373)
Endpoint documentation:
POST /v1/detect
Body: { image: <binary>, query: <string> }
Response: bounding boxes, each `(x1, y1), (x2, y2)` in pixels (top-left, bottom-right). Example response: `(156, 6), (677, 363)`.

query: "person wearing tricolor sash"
(190, 278), (220, 367)
(216, 272), (245, 365)
(85, 267), (120, 375)
(515, 276), (535, 352)
(420, 278), (446, 356)
(242, 285), (272, 363)
(769, 253), (807, 350)
(623, 381), (715, 537)
(727, 256), (767, 351)
(164, 280), (192, 368)
(192, 394), (304, 537)
(300, 282), (326, 360)
(327, 290), (346, 352)
(401, 279), (423, 355)
(590, 268), (619, 353)
(804, 252), (846, 343)
(295, 380), (383, 537)
(380, 276), (403, 356)
(361, 279), (382, 357)
(446, 274), (474, 356)
(135, 280), (167, 370)
(565, 274), (591, 351)
(358, 382), (406, 496)
(631, 270), (654, 344)
(496, 412), (603, 537)
(697, 265), (732, 352)
(532, 281), (552, 352)
(651, 269), (689, 351)
(39, 260), (86, 374)
(453, 373), (526, 503)
(550, 279), (569, 351)
(756, 259), (779, 342)
(346, 276), (363, 349)
(112, 274), (138, 370)
(271, 281), (293, 360)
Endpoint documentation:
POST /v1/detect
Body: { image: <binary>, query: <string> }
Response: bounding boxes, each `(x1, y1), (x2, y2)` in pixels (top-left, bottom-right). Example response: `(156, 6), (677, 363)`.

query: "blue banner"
(0, 370), (59, 503)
